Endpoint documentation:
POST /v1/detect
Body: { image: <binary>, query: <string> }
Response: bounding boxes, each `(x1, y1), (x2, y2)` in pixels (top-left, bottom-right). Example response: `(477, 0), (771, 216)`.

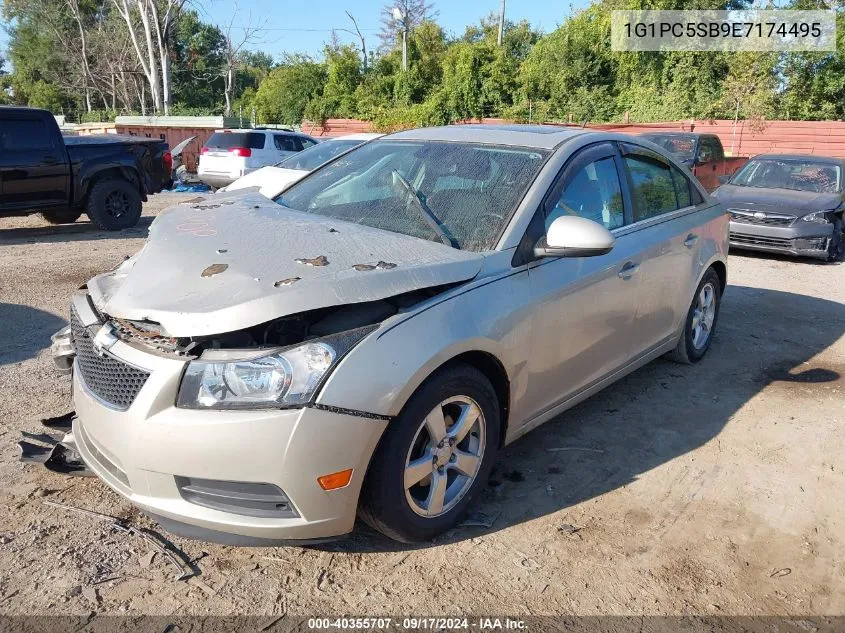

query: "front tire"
(668, 268), (722, 365)
(85, 178), (142, 231)
(359, 365), (500, 543)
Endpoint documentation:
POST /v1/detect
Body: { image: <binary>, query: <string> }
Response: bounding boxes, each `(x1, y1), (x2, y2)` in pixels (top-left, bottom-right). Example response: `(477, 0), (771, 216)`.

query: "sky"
(196, 0), (581, 60)
(0, 0), (585, 67)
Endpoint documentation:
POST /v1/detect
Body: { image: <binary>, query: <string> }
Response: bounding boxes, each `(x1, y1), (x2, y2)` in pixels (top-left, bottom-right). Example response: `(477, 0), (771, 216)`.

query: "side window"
(624, 154), (678, 221)
(698, 137), (723, 163)
(300, 137), (316, 149)
(670, 165), (692, 208)
(274, 135), (299, 151)
(545, 156), (624, 231)
(1, 118), (54, 151)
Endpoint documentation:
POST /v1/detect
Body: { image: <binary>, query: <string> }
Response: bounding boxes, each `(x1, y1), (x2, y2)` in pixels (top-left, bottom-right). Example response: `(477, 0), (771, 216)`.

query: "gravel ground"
(0, 194), (843, 617)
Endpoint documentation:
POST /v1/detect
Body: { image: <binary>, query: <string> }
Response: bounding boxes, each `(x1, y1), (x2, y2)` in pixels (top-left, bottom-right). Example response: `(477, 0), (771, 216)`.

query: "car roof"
(385, 124), (588, 149)
(219, 129), (309, 136)
(640, 132), (709, 138)
(330, 133), (383, 141)
(751, 153), (845, 164)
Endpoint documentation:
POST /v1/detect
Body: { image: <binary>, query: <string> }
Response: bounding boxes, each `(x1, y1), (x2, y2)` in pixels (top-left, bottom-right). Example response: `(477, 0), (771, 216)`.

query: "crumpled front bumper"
(51, 326), (74, 375)
(61, 293), (388, 545)
(729, 220), (834, 259)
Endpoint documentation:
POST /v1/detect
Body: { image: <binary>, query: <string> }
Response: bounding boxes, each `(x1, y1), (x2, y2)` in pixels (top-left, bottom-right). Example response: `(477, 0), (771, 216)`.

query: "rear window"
(205, 132), (265, 150)
(0, 118), (54, 151)
(277, 139), (362, 171)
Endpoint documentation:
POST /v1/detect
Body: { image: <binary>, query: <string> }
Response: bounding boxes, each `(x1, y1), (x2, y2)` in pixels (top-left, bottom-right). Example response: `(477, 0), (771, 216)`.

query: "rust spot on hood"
(295, 255), (329, 267)
(274, 277), (301, 287)
(353, 261), (398, 271)
(201, 263), (228, 277)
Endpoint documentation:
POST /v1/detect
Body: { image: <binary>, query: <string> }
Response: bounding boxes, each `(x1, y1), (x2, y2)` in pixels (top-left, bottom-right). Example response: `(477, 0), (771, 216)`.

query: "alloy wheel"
(691, 281), (717, 350)
(403, 395), (486, 518)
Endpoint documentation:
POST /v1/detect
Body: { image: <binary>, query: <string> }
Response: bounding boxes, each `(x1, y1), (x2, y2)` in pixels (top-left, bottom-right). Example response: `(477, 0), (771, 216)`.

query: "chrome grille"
(728, 209), (795, 227)
(70, 305), (150, 410)
(730, 233), (793, 249)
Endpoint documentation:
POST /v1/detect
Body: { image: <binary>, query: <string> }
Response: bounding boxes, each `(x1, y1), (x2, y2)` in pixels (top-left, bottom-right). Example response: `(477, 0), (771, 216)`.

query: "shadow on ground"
(313, 283), (844, 552)
(0, 217), (154, 245)
(0, 304), (67, 366)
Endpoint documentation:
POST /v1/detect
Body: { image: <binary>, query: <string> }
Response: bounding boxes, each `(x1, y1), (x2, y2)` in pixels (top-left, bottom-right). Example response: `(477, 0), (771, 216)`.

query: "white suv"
(197, 129), (318, 188)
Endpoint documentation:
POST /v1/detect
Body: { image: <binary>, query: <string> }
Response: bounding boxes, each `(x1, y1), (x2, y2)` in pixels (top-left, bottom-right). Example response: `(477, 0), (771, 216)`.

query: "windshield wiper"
(391, 171), (459, 249)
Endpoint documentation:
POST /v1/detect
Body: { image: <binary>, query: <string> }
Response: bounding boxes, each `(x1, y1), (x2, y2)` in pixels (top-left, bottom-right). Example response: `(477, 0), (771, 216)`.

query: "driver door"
(521, 142), (643, 424)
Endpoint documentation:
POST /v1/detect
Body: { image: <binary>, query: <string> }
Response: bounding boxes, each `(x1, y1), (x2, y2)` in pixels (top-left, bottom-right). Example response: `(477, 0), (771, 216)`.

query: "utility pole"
(393, 6), (408, 71)
(497, 0), (506, 46)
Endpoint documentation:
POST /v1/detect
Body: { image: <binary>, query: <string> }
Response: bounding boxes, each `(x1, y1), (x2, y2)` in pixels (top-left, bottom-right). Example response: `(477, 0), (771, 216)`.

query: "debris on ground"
(139, 551), (156, 569)
(459, 511), (501, 529)
(558, 523), (583, 539)
(81, 586), (99, 604)
(43, 500), (194, 581)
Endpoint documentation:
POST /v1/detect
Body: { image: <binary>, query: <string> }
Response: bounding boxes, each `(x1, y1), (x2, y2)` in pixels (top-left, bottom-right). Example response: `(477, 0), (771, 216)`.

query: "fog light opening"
(318, 468), (353, 491)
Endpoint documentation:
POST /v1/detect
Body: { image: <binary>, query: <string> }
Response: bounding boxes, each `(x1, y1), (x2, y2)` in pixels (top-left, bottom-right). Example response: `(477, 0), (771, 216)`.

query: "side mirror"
(534, 215), (615, 259)
(718, 175), (731, 185)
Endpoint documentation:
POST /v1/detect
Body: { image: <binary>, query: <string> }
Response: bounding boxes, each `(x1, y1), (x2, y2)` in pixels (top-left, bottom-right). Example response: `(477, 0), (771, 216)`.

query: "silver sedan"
(55, 125), (728, 544)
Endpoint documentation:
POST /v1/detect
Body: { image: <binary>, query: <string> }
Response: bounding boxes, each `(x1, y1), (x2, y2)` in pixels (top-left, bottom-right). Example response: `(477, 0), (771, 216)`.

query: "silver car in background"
(714, 154), (845, 261)
(56, 125), (728, 544)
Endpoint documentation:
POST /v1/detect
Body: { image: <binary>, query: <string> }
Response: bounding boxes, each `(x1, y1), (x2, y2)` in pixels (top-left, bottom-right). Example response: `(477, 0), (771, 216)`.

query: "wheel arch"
(710, 259), (727, 293)
(79, 166), (144, 206)
(426, 351), (511, 448)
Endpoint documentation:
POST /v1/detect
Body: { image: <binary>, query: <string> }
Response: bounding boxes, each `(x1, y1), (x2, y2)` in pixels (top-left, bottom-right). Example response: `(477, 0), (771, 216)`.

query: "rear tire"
(85, 178), (142, 231)
(41, 209), (82, 225)
(359, 364), (500, 543)
(668, 268), (722, 365)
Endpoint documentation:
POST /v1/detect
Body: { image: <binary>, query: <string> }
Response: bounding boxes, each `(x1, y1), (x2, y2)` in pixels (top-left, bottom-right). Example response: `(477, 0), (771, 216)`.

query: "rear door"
(619, 143), (707, 356)
(0, 112), (70, 211)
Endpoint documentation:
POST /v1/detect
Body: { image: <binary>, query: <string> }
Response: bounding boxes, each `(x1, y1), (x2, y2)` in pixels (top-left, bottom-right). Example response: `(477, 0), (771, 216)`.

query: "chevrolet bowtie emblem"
(92, 324), (118, 357)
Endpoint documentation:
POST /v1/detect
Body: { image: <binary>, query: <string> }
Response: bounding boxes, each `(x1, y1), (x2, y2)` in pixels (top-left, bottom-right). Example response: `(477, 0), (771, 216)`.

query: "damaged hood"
(88, 193), (485, 337)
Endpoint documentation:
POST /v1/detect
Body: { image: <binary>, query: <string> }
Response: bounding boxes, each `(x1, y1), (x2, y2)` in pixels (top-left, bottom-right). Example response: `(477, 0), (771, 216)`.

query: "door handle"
(617, 261), (640, 279)
(43, 156), (57, 165)
(684, 234), (699, 248)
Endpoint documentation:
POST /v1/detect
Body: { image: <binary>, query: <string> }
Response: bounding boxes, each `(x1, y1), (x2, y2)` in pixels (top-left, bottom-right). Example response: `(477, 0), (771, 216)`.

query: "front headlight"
(176, 326), (375, 410)
(803, 211), (831, 224)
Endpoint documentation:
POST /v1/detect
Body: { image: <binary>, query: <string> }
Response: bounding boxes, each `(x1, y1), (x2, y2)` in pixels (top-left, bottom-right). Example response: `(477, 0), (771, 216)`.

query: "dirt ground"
(0, 194), (843, 618)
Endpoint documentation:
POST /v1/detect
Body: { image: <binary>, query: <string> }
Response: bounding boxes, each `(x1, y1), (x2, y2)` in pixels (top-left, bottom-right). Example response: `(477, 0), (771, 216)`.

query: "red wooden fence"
(303, 117), (845, 159)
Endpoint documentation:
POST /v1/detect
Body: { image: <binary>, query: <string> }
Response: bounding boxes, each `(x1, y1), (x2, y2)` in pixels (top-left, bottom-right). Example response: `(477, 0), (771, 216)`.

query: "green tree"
(320, 44), (363, 118)
(518, 6), (617, 122)
(254, 55), (326, 124)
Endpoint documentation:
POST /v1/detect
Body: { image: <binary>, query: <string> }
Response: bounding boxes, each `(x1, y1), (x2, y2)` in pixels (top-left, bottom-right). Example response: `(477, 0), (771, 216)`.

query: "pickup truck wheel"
(41, 209), (83, 225)
(86, 179), (142, 231)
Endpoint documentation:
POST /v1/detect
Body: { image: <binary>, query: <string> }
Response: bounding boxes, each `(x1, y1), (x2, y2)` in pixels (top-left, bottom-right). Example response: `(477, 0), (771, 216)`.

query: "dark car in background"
(0, 107), (172, 230)
(640, 132), (746, 192)
(714, 154), (845, 261)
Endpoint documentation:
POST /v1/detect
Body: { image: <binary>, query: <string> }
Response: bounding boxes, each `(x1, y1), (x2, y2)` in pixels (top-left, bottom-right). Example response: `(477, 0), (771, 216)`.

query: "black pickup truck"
(0, 107), (172, 230)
